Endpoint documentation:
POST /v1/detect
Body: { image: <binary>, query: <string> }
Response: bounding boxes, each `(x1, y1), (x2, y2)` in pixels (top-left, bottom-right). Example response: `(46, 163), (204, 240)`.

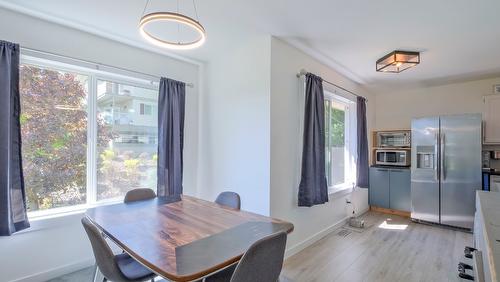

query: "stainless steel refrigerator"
(411, 114), (482, 229)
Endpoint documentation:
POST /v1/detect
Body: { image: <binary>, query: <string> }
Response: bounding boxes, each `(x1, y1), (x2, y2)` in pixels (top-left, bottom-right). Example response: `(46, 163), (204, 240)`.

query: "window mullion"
(87, 75), (98, 205)
(328, 101), (333, 186)
(326, 100), (332, 187)
(345, 106), (350, 185)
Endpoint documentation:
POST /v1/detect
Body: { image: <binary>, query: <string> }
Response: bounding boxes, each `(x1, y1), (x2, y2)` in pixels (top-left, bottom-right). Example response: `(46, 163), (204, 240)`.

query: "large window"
(324, 91), (357, 193)
(20, 55), (159, 215)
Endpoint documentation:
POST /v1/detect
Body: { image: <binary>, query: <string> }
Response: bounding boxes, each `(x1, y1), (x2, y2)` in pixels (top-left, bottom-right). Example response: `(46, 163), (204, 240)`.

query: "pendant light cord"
(192, 0), (200, 22)
(142, 0), (199, 23)
(177, 0), (180, 44)
(142, 0), (150, 16)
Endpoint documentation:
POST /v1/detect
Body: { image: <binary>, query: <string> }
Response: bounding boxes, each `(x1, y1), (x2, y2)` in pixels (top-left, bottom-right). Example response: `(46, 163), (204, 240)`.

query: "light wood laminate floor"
(282, 211), (472, 282)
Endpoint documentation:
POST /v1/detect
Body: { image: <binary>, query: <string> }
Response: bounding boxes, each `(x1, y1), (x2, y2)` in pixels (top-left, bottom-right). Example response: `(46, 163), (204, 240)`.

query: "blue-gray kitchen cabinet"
(389, 168), (411, 211)
(369, 167), (390, 209)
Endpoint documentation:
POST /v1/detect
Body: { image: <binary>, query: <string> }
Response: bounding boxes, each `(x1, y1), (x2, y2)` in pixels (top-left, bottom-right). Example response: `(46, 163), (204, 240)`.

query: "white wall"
(374, 77), (500, 130)
(0, 8), (200, 282)
(269, 38), (375, 254)
(197, 34), (272, 215)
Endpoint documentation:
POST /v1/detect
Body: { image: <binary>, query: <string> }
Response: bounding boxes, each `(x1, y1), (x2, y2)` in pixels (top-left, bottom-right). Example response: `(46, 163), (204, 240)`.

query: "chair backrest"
(215, 191), (241, 210)
(124, 188), (156, 203)
(230, 231), (287, 282)
(81, 217), (126, 282)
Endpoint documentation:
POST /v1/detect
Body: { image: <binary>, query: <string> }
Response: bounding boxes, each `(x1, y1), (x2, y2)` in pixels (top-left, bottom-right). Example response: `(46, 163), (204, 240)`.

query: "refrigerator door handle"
(435, 133), (439, 181)
(441, 133), (446, 181)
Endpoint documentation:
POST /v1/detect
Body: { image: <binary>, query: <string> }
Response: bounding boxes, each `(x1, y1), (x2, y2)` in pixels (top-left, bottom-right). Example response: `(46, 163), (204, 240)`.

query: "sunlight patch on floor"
(378, 219), (408, 230)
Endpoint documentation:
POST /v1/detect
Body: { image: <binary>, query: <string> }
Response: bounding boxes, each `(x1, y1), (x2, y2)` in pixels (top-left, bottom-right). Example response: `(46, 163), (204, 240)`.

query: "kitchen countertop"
(476, 191), (500, 281)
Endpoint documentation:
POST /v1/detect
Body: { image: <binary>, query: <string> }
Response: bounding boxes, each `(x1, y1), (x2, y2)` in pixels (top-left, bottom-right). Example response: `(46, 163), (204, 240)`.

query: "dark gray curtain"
(356, 96), (369, 188)
(157, 77), (185, 197)
(0, 40), (30, 236)
(298, 73), (328, 207)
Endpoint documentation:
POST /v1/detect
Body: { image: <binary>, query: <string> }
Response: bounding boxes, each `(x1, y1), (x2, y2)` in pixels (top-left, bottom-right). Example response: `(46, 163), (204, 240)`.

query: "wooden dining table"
(85, 195), (294, 282)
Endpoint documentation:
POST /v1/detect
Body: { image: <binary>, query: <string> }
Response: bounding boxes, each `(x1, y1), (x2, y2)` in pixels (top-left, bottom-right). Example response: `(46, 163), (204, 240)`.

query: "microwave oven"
(375, 149), (411, 166)
(377, 131), (411, 148)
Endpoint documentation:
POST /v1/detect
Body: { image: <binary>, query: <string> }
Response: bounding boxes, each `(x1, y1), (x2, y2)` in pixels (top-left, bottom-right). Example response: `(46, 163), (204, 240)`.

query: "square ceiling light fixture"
(376, 50), (420, 73)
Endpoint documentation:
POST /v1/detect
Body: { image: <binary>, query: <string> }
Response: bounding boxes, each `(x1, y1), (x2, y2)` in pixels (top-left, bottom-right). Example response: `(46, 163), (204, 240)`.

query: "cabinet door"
(389, 169), (411, 211)
(484, 95), (500, 144)
(369, 167), (390, 208)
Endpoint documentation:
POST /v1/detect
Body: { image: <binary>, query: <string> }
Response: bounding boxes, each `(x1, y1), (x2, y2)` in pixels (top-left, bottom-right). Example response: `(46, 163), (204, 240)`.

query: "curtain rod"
(20, 47), (195, 88)
(296, 69), (367, 101)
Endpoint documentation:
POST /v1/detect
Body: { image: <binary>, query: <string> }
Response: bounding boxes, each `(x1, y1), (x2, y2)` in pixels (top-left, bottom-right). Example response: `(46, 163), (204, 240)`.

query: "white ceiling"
(2, 0), (500, 88)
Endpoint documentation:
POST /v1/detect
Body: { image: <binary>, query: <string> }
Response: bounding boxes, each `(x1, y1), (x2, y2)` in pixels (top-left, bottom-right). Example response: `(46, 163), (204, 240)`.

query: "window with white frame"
(324, 90), (357, 193)
(19, 55), (159, 215)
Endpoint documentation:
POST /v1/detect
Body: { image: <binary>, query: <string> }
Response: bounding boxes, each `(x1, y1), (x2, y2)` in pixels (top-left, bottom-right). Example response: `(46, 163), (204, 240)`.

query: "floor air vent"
(336, 229), (351, 237)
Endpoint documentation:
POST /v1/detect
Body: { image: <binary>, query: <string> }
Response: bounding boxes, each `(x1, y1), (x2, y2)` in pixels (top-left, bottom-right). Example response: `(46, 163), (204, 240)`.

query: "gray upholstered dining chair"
(204, 231), (288, 282)
(124, 188), (156, 203)
(215, 191), (241, 210)
(81, 217), (156, 282)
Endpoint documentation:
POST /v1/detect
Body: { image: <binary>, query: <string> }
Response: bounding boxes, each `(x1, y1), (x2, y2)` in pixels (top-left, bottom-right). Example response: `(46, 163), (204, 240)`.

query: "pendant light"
(139, 0), (206, 50)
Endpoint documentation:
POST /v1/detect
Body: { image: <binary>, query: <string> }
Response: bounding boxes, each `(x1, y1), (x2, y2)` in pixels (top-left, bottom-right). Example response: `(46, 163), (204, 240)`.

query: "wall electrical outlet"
(345, 198), (356, 217)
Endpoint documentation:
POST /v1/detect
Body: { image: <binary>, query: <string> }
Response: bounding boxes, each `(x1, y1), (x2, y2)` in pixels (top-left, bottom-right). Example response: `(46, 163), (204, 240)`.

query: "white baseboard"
(10, 257), (94, 282)
(284, 217), (347, 259)
(357, 206), (370, 218)
(284, 206), (369, 259)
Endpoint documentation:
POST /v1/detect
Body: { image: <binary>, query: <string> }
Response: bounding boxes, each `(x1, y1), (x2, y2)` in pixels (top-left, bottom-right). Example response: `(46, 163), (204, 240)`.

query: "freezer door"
(440, 114), (482, 229)
(411, 117), (440, 224)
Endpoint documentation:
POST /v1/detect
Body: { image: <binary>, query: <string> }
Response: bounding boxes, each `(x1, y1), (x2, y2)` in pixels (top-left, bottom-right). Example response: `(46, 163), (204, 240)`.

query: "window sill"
(28, 198), (121, 220)
(29, 205), (89, 221)
(328, 184), (353, 199)
(17, 199), (122, 235)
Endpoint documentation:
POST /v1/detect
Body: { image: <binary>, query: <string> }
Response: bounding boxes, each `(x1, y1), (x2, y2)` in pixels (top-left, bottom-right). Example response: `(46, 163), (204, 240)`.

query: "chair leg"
(92, 263), (98, 282)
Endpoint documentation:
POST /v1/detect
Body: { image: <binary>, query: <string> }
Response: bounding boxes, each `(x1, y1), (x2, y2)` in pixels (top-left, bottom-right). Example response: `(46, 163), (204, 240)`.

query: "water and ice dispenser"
(416, 145), (435, 169)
